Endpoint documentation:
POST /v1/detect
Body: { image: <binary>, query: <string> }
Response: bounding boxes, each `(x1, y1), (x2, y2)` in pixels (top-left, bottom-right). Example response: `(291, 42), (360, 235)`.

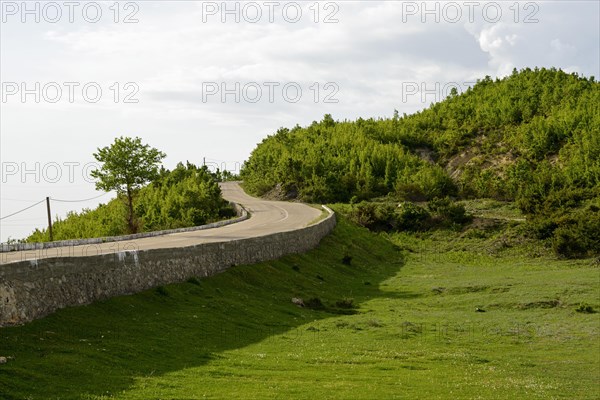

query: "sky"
(0, 0), (598, 242)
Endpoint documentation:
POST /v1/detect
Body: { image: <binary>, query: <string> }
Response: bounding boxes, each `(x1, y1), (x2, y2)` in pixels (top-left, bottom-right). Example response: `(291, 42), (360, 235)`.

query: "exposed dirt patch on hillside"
(444, 135), (517, 180)
(261, 183), (299, 201)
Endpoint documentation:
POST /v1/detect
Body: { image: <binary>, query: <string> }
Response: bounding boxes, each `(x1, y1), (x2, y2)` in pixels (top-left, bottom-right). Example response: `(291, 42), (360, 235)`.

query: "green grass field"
(0, 209), (598, 399)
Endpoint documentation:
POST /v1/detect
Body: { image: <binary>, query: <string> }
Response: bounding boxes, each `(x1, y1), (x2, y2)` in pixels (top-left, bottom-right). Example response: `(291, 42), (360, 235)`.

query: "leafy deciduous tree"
(91, 136), (166, 233)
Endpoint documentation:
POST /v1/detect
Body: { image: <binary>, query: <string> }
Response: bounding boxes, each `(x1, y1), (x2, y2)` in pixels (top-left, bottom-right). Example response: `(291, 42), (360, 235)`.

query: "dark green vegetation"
(241, 68), (600, 257)
(1, 211), (598, 399)
(347, 197), (472, 233)
(27, 162), (235, 242)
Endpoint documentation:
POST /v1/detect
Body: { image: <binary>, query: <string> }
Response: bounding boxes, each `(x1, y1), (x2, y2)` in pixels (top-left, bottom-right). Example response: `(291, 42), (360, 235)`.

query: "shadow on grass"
(0, 215), (405, 399)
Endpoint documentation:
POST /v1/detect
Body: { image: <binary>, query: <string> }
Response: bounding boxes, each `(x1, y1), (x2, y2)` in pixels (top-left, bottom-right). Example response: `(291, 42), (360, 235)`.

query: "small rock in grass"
(292, 297), (305, 307)
(0, 357), (7, 364)
(475, 307), (486, 313)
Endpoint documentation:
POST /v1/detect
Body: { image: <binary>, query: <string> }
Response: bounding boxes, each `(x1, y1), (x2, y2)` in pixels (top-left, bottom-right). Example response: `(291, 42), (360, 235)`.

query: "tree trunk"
(126, 187), (136, 234)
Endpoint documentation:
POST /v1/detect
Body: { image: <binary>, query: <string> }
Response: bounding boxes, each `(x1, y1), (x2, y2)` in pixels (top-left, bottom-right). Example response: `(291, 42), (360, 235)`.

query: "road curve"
(0, 182), (323, 264)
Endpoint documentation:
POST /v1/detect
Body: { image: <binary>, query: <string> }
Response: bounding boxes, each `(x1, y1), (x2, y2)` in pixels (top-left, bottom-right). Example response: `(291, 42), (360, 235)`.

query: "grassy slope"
(0, 209), (598, 399)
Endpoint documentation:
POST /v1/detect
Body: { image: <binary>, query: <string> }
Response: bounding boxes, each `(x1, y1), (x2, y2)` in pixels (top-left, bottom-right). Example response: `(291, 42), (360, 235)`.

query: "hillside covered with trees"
(241, 68), (600, 257)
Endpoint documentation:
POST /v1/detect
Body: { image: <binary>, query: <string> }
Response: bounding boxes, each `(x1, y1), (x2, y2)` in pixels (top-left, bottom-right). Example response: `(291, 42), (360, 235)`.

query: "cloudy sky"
(0, 0), (598, 241)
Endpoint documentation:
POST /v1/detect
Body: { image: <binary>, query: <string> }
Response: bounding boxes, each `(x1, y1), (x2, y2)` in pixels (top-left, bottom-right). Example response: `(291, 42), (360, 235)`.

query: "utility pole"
(46, 197), (53, 242)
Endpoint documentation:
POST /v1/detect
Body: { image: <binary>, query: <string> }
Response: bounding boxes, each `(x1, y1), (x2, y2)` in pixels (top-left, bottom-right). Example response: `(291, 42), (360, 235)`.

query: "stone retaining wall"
(0, 207), (336, 326)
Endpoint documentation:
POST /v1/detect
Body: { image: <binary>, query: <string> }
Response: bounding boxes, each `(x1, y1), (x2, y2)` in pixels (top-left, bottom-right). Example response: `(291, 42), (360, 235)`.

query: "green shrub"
(347, 202), (399, 231)
(552, 226), (589, 258)
(575, 303), (595, 313)
(428, 197), (471, 225)
(527, 217), (559, 240)
(348, 202), (376, 228)
(336, 298), (355, 309)
(396, 202), (430, 231)
(347, 200), (430, 232)
(305, 297), (325, 309)
(373, 203), (401, 231)
(548, 206), (600, 258)
(413, 166), (457, 200)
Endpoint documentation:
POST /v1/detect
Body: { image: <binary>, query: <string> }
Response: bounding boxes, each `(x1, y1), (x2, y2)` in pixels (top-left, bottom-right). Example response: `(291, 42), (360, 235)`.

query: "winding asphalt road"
(0, 182), (323, 264)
